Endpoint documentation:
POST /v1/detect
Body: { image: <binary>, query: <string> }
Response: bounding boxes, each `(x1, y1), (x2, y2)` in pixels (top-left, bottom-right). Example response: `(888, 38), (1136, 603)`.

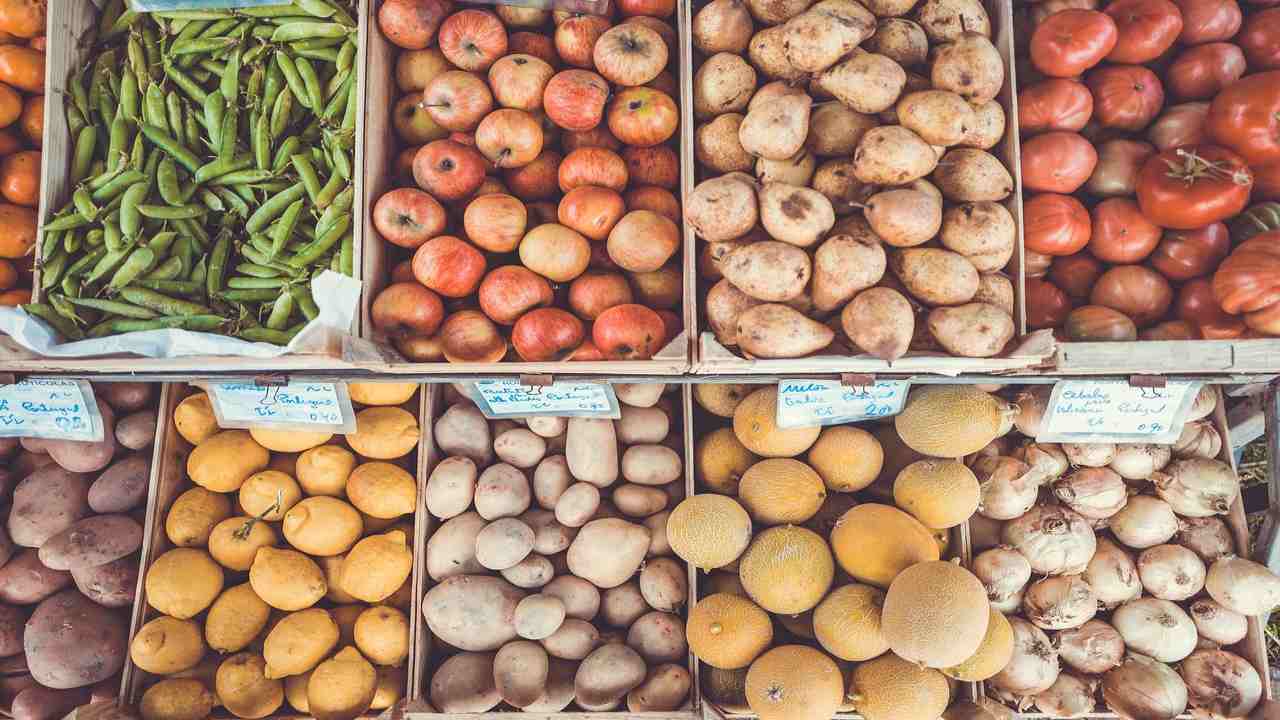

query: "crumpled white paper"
(0, 271), (360, 360)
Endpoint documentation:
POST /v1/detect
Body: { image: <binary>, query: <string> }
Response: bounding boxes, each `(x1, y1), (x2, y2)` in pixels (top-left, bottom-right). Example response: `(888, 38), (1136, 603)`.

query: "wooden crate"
(357, 0), (694, 376)
(1052, 339), (1280, 375)
(120, 382), (434, 717)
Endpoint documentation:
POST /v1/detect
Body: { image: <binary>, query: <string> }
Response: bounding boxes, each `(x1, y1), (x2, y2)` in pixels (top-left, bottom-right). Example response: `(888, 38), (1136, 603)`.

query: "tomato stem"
(1163, 149), (1252, 187)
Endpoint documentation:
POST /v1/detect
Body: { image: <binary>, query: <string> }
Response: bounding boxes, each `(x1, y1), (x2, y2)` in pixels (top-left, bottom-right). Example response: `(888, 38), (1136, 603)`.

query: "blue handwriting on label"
(776, 380), (909, 429)
(0, 379), (101, 441)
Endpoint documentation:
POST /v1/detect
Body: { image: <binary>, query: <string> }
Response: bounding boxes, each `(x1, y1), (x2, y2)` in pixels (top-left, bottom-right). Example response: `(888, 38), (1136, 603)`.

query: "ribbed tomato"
(1166, 43), (1247, 101)
(1025, 193), (1092, 256)
(1089, 197), (1162, 263)
(1255, 162), (1280, 201)
(1149, 222), (1230, 280)
(1086, 65), (1166, 131)
(1171, 0), (1242, 44)
(1178, 277), (1247, 338)
(1239, 7), (1280, 70)
(1026, 277), (1073, 329)
(1205, 71), (1280, 166)
(1091, 265), (1174, 327)
(1148, 101), (1209, 150)
(1018, 79), (1094, 133)
(1105, 0), (1184, 63)
(1050, 253), (1104, 300)
(1030, 9), (1119, 76)
(1136, 145), (1253, 229)
(1142, 320), (1199, 339)
(1065, 305), (1139, 340)
(1021, 132), (1099, 193)
(1213, 232), (1280, 335)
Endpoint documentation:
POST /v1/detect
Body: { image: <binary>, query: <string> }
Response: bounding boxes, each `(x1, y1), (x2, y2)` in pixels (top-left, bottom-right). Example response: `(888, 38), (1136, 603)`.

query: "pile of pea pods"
(28, 0), (358, 344)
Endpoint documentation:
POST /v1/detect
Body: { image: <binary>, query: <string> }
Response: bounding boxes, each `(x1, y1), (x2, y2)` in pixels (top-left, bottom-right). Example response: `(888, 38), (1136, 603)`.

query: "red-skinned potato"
(374, 188), (447, 249)
(478, 266), (556, 325)
(559, 186), (626, 241)
(512, 308), (587, 361)
(438, 9), (508, 71)
(593, 304), (667, 360)
(372, 282), (445, 338)
(378, 0), (452, 49)
(464, 193), (527, 253)
(569, 272), (635, 319)
(413, 235), (487, 297)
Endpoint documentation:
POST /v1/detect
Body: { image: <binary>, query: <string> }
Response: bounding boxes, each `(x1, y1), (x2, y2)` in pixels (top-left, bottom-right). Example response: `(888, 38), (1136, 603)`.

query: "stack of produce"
(0, 2), (46, 308)
(371, 0), (682, 363)
(421, 383), (691, 712)
(973, 385), (1278, 719)
(30, 0), (359, 343)
(1019, 0), (1280, 340)
(680, 384), (1019, 720)
(0, 383), (159, 719)
(131, 382), (421, 720)
(689, 0), (1019, 360)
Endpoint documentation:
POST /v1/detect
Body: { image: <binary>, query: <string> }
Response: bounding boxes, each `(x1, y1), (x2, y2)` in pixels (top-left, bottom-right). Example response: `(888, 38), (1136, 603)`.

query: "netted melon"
(667, 495), (752, 571)
(894, 386), (1015, 458)
(829, 504), (939, 588)
(943, 607), (1013, 681)
(807, 426), (883, 492)
(893, 459), (980, 529)
(848, 653), (950, 720)
(695, 384), (754, 418)
(813, 584), (890, 661)
(687, 593), (774, 669)
(738, 459), (826, 525)
(733, 388), (821, 458)
(745, 645), (844, 720)
(696, 428), (758, 495)
(881, 560), (990, 668)
(739, 525), (834, 614)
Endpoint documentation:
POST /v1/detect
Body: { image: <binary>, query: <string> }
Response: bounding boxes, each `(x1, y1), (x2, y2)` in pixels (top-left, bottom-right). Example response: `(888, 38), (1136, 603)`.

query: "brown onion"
(1112, 598), (1198, 663)
(1013, 387), (1050, 438)
(1022, 575), (1097, 630)
(1034, 673), (1098, 718)
(991, 617), (1061, 698)
(1062, 443), (1115, 467)
(1151, 458), (1239, 517)
(1179, 649), (1262, 719)
(1083, 538), (1142, 608)
(1176, 516), (1234, 563)
(1187, 386), (1217, 421)
(1172, 420), (1223, 459)
(1137, 544), (1206, 601)
(973, 456), (1042, 521)
(1103, 653), (1188, 720)
(1189, 598), (1248, 646)
(1055, 619), (1126, 674)
(1148, 102), (1209, 151)
(1053, 467), (1129, 519)
(974, 546), (1032, 610)
(1109, 444), (1172, 481)
(1002, 504), (1096, 575)
(1085, 139), (1155, 197)
(1011, 442), (1070, 483)
(1109, 495), (1179, 549)
(1205, 556), (1280, 616)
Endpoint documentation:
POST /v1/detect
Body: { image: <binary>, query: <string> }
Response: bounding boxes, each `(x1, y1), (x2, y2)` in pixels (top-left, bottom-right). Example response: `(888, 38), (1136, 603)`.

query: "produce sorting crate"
(1051, 339), (1280, 375)
(119, 382), (433, 717)
(357, 0), (696, 376)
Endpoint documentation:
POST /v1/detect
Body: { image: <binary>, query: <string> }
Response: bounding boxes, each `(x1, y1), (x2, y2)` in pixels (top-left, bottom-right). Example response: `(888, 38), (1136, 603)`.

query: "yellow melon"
(733, 388), (821, 458)
(847, 653), (950, 720)
(739, 525), (833, 614)
(829, 504), (939, 588)
(881, 560), (990, 668)
(943, 607), (1013, 681)
(807, 426), (883, 492)
(738, 459), (826, 525)
(696, 427), (758, 495)
(893, 459), (980, 529)
(687, 593), (774, 669)
(695, 383), (753, 417)
(667, 495), (753, 570)
(703, 667), (751, 714)
(745, 645), (844, 720)
(894, 386), (1014, 458)
(812, 584), (890, 661)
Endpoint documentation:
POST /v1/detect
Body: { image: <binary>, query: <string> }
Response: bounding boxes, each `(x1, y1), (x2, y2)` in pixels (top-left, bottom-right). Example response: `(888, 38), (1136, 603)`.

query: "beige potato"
(757, 150), (817, 186)
(940, 202), (1015, 271)
(430, 652), (501, 712)
(736, 305), (836, 359)
(567, 519), (651, 588)
(426, 511), (487, 581)
(555, 482), (601, 528)
(434, 404), (493, 465)
(575, 643), (648, 707)
(782, 0), (876, 72)
(533, 455), (573, 510)
(694, 53), (758, 119)
(476, 518), (536, 571)
(807, 105), (877, 157)
(707, 278), (764, 346)
(864, 189), (942, 247)
(931, 33), (1004, 104)
(812, 159), (874, 214)
(842, 287), (915, 360)
(687, 174), (758, 242)
(645, 511), (673, 557)
(626, 611), (687, 663)
(639, 557), (688, 612)
(617, 406), (669, 445)
(928, 303), (1015, 357)
(853, 125), (938, 185)
(812, 231), (887, 313)
(891, 247), (980, 306)
(865, 18), (928, 67)
(541, 618), (602, 660)
(526, 416), (567, 438)
(613, 484), (670, 517)
(896, 90), (976, 146)
(628, 664), (692, 712)
(516, 594), (568, 640)
(494, 640), (550, 708)
(974, 272), (1015, 316)
(543, 576), (601, 621)
(502, 554), (556, 588)
(932, 148), (1013, 201)
(739, 94), (813, 161)
(960, 100), (1005, 149)
(697, 114), (754, 173)
(494, 429), (547, 469)
(722, 240), (812, 302)
(566, 418), (620, 488)
(620, 445), (682, 486)
(475, 463), (532, 520)
(423, 575), (524, 651)
(816, 51), (906, 114)
(426, 456), (477, 519)
(524, 509), (576, 554)
(758, 182), (834, 247)
(601, 582), (650, 627)
(916, 0), (991, 41)
(747, 26), (806, 81)
(524, 658), (577, 712)
(615, 384), (665, 408)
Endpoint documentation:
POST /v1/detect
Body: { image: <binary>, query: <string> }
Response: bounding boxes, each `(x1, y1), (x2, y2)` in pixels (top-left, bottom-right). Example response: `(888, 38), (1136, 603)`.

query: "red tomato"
(1239, 7), (1280, 70)
(1105, 0), (1185, 63)
(1178, 277), (1247, 338)
(1050, 253), (1105, 299)
(1136, 145), (1253, 229)
(1149, 222), (1231, 280)
(1030, 9), (1119, 76)
(1022, 132), (1100, 193)
(1031, 0), (1101, 25)
(1086, 65), (1166, 131)
(1018, 79), (1095, 133)
(1025, 193), (1093, 256)
(1090, 197), (1162, 262)
(1206, 71), (1280, 166)
(1255, 162), (1280, 200)
(1026, 277), (1074, 329)
(1148, 101), (1209, 150)
(1166, 43), (1246, 100)
(1171, 0), (1242, 44)
(1091, 265), (1174, 326)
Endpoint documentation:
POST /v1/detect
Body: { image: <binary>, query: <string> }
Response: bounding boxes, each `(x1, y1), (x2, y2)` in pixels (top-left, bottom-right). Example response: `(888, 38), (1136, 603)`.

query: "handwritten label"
(1037, 380), (1202, 444)
(0, 379), (103, 442)
(776, 380), (910, 429)
(208, 382), (356, 433)
(471, 380), (620, 419)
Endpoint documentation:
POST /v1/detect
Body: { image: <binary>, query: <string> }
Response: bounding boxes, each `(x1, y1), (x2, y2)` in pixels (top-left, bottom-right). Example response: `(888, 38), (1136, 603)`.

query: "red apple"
(510, 32), (560, 67)
(645, 69), (678, 97)
(554, 14), (612, 68)
(562, 126), (622, 153)
(391, 259), (416, 283)
(592, 24), (667, 86)
(512, 307), (585, 361)
(412, 235), (487, 297)
(395, 48), (451, 93)
(630, 265), (681, 309)
(488, 54), (555, 111)
(504, 149), (563, 200)
(479, 265), (556, 324)
(622, 145), (678, 189)
(378, 0), (452, 49)
(373, 187), (447, 248)
(607, 209), (679, 272)
(413, 139), (487, 201)
(440, 310), (508, 362)
(618, 0), (675, 18)
(437, 9), (508, 71)
(656, 309), (682, 341)
(623, 16), (676, 56)
(592, 303), (666, 359)
(422, 70), (493, 132)
(393, 94), (449, 144)
(542, 70), (610, 131)
(569, 271), (634, 319)
(468, 176), (509, 200)
(464, 193), (528, 253)
(532, 110), (562, 151)
(495, 4), (550, 27)
(559, 147), (628, 193)
(371, 282), (445, 337)
(570, 339), (605, 361)
(624, 185), (681, 222)
(558, 185), (626, 241)
(395, 332), (445, 361)
(475, 109), (544, 169)
(607, 87), (678, 146)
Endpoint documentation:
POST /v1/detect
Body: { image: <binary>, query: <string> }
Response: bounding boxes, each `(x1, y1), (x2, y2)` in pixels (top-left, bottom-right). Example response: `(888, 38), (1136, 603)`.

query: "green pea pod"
(88, 167), (143, 196)
(71, 125), (98, 185)
(142, 26), (162, 70)
(151, 157), (179, 208)
(105, 9), (141, 40)
(185, 107), (202, 152)
(288, 214), (348, 268)
(153, 9), (230, 19)
(236, 263), (284, 278)
(206, 232), (231, 297)
(69, 68), (92, 125)
(119, 287), (212, 316)
(144, 82), (168, 133)
(40, 227), (63, 261)
(103, 219), (124, 252)
(119, 183), (150, 238)
(220, 288), (280, 302)
(138, 205), (207, 220)
(320, 72), (351, 123)
(293, 47), (340, 63)
(165, 92), (185, 143)
(247, 182), (307, 233)
(136, 279), (202, 295)
(263, 61), (285, 116)
(139, 124), (201, 172)
(239, 326), (297, 344)
(41, 212), (91, 233)
(194, 155), (253, 185)
(40, 251), (67, 291)
(85, 247), (132, 287)
(189, 256), (208, 287)
(209, 169), (275, 187)
(288, 284), (320, 321)
(337, 38), (356, 74)
(270, 87), (293, 140)
(119, 66), (139, 122)
(127, 35), (149, 85)
(271, 21), (348, 42)
(269, 198), (305, 260)
(144, 255), (184, 282)
(176, 315), (229, 332)
(163, 62), (209, 104)
(71, 186), (98, 222)
(339, 229), (353, 277)
(63, 230), (82, 255)
(148, 231), (178, 256)
(295, 0), (338, 18)
(221, 46), (242, 103)
(290, 36), (344, 51)
(274, 51), (312, 110)
(228, 276), (286, 290)
(66, 296), (159, 320)
(22, 303), (82, 340)
(265, 290), (294, 330)
(293, 56), (324, 114)
(169, 36), (237, 56)
(198, 189), (225, 213)
(313, 170), (344, 210)
(107, 246), (156, 292)
(272, 136), (303, 174)
(254, 111), (271, 171)
(341, 74), (357, 131)
(218, 109), (238, 163)
(213, 186), (250, 217)
(243, 45), (270, 72)
(330, 145), (350, 181)
(65, 246), (108, 280)
(107, 114), (130, 171)
(130, 131), (147, 171)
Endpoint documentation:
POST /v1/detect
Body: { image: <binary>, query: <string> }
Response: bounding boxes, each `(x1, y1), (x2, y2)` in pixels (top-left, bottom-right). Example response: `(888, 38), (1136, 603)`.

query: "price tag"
(776, 380), (910, 429)
(207, 382), (357, 433)
(1037, 380), (1202, 444)
(0, 378), (104, 442)
(470, 380), (620, 419)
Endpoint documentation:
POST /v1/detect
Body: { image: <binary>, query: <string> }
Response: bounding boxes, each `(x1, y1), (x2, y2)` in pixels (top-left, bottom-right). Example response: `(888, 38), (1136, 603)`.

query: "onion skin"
(1062, 442), (1115, 467)
(1176, 516), (1234, 563)
(1052, 467), (1129, 519)
(1054, 619), (1126, 674)
(1034, 672), (1097, 718)
(943, 699), (1016, 720)
(974, 546), (1032, 608)
(1206, 556), (1280, 615)
(1103, 653), (1188, 720)
(1136, 543), (1206, 601)
(1002, 504), (1097, 575)
(991, 616), (1060, 698)
(1112, 598), (1198, 663)
(1179, 649), (1262, 719)
(1022, 575), (1097, 630)
(1083, 538), (1142, 608)
(1109, 495), (1179, 549)
(1189, 598), (1248, 646)
(1187, 386), (1217, 421)
(1151, 458), (1239, 517)
(1172, 420), (1223, 459)
(1011, 442), (1070, 483)
(1013, 387), (1050, 438)
(973, 456), (1042, 521)
(1109, 444), (1172, 480)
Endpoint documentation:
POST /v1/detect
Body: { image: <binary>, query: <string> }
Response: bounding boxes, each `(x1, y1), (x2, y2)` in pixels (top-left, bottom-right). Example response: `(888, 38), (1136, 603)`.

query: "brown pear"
(862, 189), (942, 247)
(782, 0), (877, 73)
(812, 233), (887, 312)
(759, 182), (835, 247)
(721, 240), (812, 301)
(841, 287), (914, 361)
(686, 173), (758, 242)
(756, 149), (817, 186)
(696, 114), (755, 174)
(739, 93), (813, 160)
(693, 0), (755, 54)
(707, 278), (765, 346)
(889, 247), (979, 306)
(736, 304), (836, 359)
(815, 50), (906, 114)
